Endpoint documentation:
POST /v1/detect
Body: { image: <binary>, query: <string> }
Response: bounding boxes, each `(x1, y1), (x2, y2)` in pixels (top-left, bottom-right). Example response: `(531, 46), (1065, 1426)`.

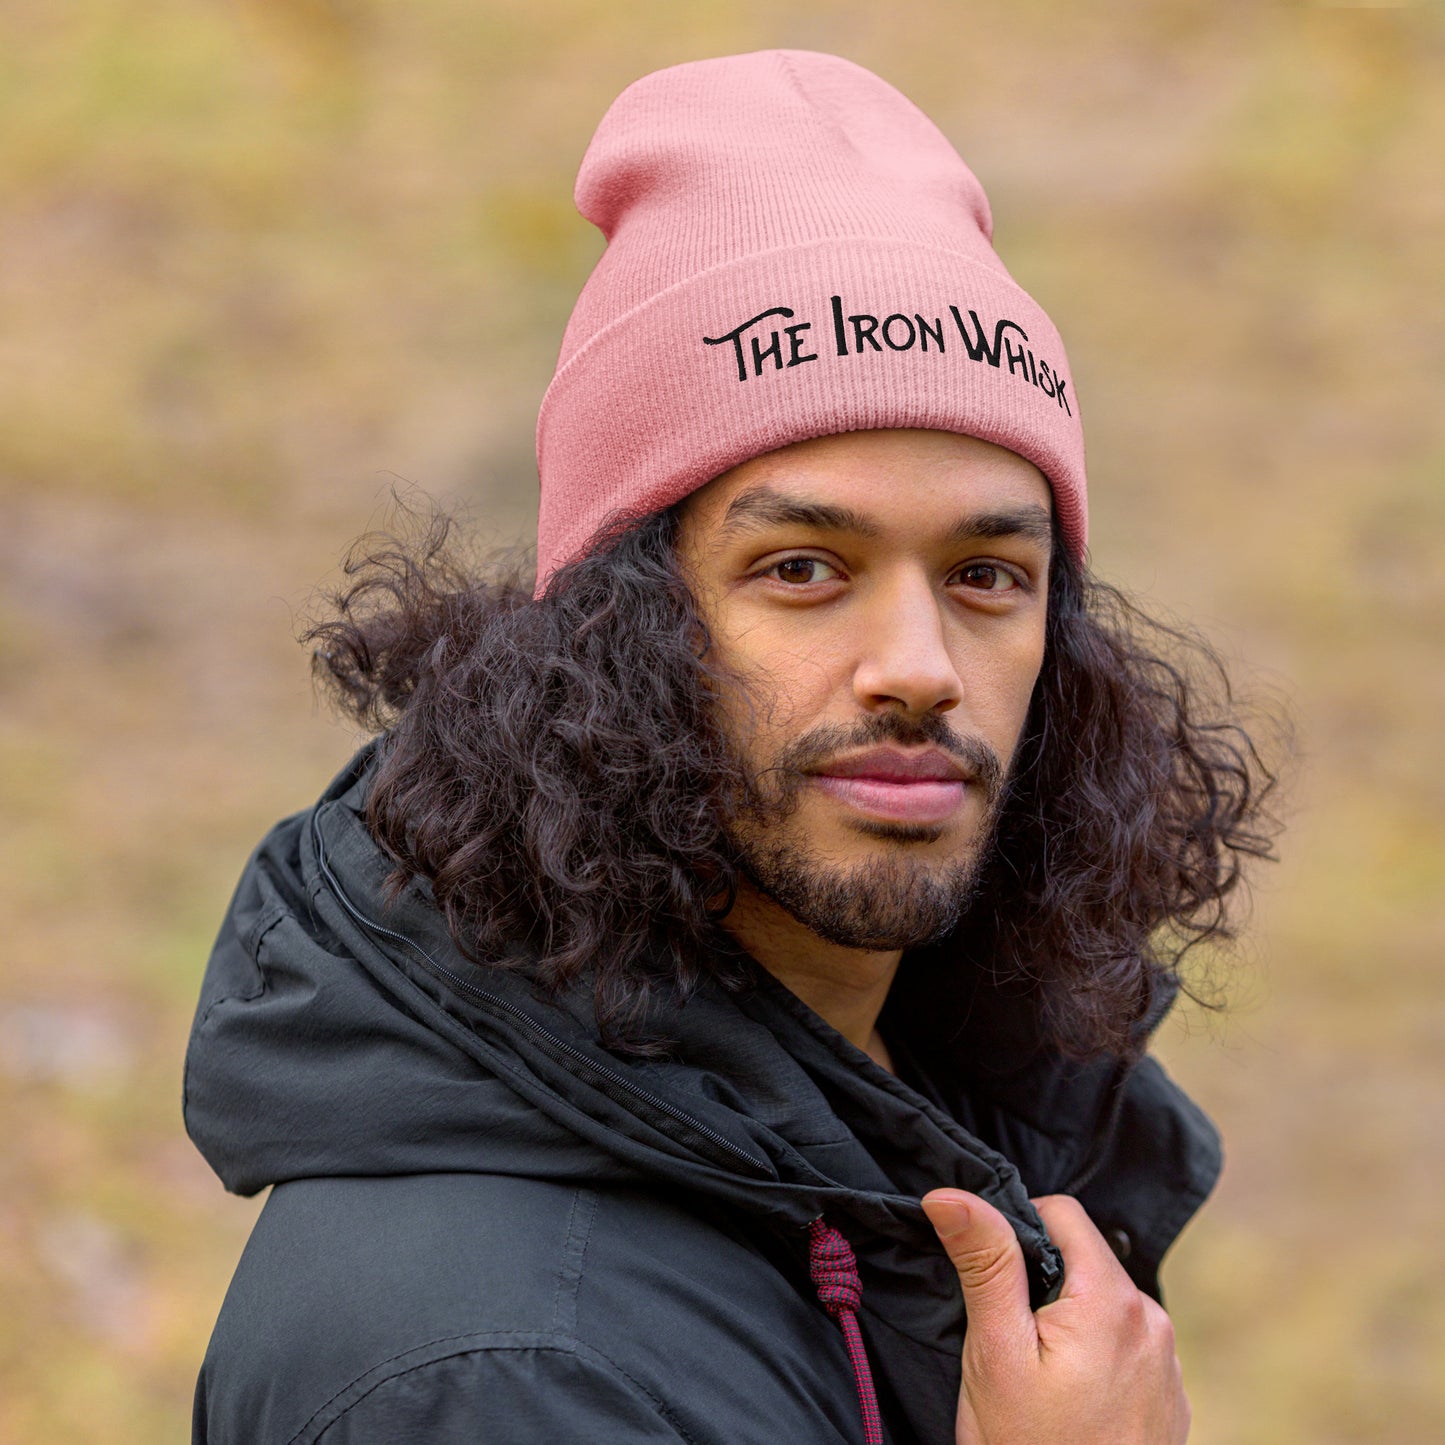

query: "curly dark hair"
(305, 499), (1283, 1062)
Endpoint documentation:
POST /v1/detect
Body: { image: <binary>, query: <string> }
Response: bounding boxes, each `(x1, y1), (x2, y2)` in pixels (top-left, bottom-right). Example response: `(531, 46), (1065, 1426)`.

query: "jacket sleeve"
(306, 1338), (693, 1444)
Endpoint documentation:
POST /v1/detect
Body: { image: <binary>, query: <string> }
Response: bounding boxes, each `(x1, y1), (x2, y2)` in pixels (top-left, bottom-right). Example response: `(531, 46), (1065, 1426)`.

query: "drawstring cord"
(807, 1218), (884, 1445)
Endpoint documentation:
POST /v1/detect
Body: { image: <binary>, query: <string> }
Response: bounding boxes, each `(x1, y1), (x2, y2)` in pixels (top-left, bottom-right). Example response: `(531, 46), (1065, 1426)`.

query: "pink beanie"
(535, 49), (1087, 588)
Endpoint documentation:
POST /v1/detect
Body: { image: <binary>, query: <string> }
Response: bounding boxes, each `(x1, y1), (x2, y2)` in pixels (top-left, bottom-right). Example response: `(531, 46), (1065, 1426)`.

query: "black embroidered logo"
(703, 307), (819, 382)
(702, 294), (1071, 416)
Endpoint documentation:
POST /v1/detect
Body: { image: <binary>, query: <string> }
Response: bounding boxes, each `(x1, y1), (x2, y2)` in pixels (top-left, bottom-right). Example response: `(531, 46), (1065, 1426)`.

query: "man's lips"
(812, 747), (971, 783)
(807, 747), (973, 824)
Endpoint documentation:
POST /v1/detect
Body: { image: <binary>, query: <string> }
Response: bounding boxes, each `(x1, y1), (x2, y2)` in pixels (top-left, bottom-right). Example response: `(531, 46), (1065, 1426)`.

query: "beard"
(735, 831), (992, 950)
(724, 711), (1009, 951)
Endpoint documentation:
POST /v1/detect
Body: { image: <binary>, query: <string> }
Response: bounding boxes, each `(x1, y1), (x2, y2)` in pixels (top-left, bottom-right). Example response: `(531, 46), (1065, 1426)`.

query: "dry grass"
(1, 2), (1441, 1440)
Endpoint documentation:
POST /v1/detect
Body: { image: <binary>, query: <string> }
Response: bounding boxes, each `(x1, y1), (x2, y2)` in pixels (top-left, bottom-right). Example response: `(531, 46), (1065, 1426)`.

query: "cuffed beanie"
(535, 49), (1087, 588)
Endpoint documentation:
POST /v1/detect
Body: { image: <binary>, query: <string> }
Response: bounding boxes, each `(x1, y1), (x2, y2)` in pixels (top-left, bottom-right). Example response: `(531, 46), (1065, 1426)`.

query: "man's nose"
(850, 573), (964, 716)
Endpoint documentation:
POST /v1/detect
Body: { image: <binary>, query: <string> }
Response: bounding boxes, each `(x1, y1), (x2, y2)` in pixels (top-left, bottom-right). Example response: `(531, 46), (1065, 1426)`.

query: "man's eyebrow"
(716, 486), (1054, 551)
(944, 504), (1054, 550)
(717, 486), (881, 540)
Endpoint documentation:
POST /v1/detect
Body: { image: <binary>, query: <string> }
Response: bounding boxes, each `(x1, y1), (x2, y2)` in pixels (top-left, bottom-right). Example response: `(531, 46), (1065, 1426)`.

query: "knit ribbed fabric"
(534, 49), (1087, 590)
(807, 1217), (884, 1445)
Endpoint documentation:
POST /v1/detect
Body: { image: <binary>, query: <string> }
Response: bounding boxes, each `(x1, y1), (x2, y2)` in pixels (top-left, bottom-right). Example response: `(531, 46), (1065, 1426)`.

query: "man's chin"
(738, 838), (984, 953)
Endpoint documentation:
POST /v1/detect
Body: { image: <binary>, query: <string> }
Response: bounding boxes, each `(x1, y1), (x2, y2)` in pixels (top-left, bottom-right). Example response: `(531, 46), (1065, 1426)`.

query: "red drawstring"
(807, 1217), (884, 1445)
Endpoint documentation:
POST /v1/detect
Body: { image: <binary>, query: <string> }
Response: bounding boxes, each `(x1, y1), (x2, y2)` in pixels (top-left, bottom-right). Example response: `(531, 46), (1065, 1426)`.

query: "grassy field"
(1, 2), (1441, 1440)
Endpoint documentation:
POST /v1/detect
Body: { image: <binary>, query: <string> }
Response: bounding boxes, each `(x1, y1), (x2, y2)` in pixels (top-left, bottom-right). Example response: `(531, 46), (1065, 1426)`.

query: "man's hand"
(921, 1190), (1190, 1445)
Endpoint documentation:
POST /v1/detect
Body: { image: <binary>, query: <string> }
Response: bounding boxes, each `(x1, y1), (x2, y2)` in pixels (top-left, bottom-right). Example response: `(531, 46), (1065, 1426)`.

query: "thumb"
(921, 1190), (1034, 1346)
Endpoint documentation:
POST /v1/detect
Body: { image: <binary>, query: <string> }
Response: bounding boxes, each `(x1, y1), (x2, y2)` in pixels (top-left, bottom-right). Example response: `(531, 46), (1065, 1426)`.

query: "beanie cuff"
(535, 235), (1086, 589)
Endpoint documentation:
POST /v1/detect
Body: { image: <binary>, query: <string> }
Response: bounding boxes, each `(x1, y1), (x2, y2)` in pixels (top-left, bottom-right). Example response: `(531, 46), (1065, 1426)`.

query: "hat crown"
(562, 50), (1002, 364)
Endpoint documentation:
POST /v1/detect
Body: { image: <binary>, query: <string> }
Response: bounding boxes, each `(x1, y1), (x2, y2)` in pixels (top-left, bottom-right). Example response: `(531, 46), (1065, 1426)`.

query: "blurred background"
(1, 1), (1441, 1440)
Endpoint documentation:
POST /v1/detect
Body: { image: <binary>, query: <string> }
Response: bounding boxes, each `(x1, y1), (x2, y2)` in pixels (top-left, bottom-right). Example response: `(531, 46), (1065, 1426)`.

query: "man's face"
(676, 428), (1053, 951)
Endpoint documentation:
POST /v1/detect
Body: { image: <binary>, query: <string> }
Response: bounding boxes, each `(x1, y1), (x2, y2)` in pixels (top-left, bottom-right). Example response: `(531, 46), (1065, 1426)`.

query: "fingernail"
(922, 1192), (971, 1231)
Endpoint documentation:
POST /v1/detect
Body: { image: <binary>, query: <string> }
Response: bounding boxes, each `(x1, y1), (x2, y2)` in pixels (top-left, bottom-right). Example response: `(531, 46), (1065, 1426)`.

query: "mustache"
(762, 712), (1005, 806)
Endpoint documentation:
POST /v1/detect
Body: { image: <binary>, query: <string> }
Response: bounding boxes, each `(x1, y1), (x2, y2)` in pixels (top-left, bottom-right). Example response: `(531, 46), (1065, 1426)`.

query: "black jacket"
(185, 746), (1221, 1443)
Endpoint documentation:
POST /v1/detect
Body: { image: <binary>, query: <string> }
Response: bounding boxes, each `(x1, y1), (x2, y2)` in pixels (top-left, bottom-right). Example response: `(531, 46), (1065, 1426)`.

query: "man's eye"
(769, 557), (838, 584)
(955, 564), (1019, 591)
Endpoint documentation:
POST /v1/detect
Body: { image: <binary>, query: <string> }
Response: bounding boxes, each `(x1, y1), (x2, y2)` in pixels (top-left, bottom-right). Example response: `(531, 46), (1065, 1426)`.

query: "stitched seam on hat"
(774, 49), (852, 153)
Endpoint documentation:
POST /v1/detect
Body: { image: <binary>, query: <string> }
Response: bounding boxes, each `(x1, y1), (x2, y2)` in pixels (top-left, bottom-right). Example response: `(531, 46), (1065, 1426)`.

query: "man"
(186, 51), (1278, 1443)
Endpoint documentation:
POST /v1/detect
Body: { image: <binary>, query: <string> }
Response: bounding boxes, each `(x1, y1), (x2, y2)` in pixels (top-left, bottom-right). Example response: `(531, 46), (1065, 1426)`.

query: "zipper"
(309, 807), (770, 1179)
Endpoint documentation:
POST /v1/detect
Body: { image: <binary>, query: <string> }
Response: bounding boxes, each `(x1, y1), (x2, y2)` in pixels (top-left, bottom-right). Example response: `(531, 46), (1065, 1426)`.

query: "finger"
(1030, 1194), (1133, 1298)
(921, 1189), (1034, 1347)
